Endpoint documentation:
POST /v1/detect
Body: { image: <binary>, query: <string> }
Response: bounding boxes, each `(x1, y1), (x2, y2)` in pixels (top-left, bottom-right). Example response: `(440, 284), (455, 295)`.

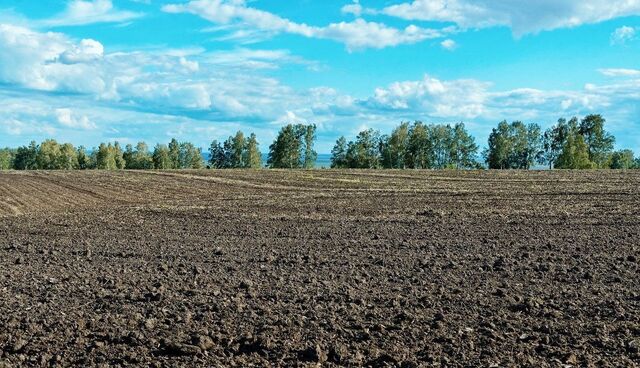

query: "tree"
(609, 150), (635, 169)
(330, 136), (348, 169)
(244, 133), (262, 169)
(37, 139), (63, 170)
(58, 143), (79, 170)
(126, 142), (153, 169)
(113, 142), (126, 169)
(168, 138), (181, 169)
(179, 142), (204, 169)
(556, 132), (595, 169)
(450, 123), (479, 169)
(383, 122), (410, 169)
(346, 128), (381, 169)
(230, 131), (245, 168)
(485, 121), (542, 169)
(208, 140), (228, 169)
(13, 142), (38, 170)
(579, 114), (615, 168)
(430, 124), (454, 169)
(77, 146), (91, 170)
(406, 122), (432, 169)
(96, 143), (116, 170)
(268, 124), (302, 169)
(153, 144), (172, 169)
(0, 148), (14, 170)
(303, 124), (317, 169)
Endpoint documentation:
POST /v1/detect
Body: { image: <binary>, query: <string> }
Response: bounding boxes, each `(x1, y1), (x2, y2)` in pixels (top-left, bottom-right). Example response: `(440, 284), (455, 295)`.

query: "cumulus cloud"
(162, 0), (445, 50)
(381, 0), (640, 36)
(611, 26), (637, 45)
(55, 108), (97, 130)
(43, 0), (143, 27)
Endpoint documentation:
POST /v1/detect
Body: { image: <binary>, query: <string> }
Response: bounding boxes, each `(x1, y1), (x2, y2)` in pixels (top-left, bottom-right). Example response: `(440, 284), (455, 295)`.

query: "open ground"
(0, 170), (639, 367)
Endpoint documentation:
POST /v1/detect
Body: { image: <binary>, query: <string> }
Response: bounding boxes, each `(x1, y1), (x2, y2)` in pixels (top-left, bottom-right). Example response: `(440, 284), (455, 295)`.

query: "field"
(0, 170), (639, 367)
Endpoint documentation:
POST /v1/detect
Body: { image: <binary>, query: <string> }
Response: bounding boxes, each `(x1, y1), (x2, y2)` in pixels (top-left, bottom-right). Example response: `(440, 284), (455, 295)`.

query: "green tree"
(208, 140), (228, 169)
(406, 122), (432, 169)
(330, 136), (348, 169)
(13, 142), (39, 170)
(609, 150), (635, 169)
(77, 146), (91, 170)
(243, 133), (262, 169)
(556, 132), (595, 169)
(303, 124), (317, 169)
(179, 142), (204, 169)
(230, 131), (245, 168)
(346, 128), (381, 169)
(268, 124), (302, 168)
(96, 143), (116, 170)
(450, 123), (479, 169)
(383, 122), (410, 169)
(153, 144), (172, 169)
(37, 139), (62, 170)
(579, 114), (615, 168)
(126, 142), (154, 169)
(0, 148), (14, 170)
(58, 143), (79, 170)
(168, 138), (181, 169)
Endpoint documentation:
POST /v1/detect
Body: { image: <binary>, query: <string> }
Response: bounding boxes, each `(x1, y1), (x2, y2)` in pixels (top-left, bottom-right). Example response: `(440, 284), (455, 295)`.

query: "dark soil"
(0, 170), (639, 367)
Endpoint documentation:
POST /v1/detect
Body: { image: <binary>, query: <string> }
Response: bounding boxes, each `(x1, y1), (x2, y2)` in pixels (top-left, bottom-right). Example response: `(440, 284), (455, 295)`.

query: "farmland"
(1, 170), (639, 367)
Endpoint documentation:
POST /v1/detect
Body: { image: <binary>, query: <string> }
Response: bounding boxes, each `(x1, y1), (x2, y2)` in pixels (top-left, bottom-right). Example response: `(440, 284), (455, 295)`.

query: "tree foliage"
(268, 124), (317, 169)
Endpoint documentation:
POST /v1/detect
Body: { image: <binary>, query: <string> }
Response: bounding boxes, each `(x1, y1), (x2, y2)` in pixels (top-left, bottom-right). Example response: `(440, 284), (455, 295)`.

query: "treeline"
(0, 124), (317, 171)
(486, 114), (637, 169)
(0, 139), (206, 171)
(331, 122), (480, 169)
(330, 114), (639, 170)
(1, 116), (638, 171)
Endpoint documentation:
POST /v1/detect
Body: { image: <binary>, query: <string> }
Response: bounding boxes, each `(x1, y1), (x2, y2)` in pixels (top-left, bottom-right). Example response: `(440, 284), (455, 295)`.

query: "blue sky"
(0, 0), (639, 153)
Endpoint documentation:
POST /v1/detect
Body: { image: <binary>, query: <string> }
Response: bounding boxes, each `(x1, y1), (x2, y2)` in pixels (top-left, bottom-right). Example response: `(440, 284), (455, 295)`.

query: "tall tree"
(303, 124), (317, 169)
(179, 142), (204, 169)
(330, 136), (348, 169)
(406, 122), (432, 169)
(58, 143), (79, 170)
(450, 123), (479, 169)
(77, 146), (91, 170)
(579, 114), (615, 168)
(556, 132), (595, 169)
(243, 133), (262, 169)
(153, 144), (172, 169)
(346, 128), (382, 169)
(13, 142), (38, 170)
(208, 140), (228, 169)
(268, 124), (302, 168)
(168, 138), (181, 169)
(383, 122), (410, 169)
(0, 148), (14, 170)
(37, 140), (62, 170)
(230, 131), (245, 168)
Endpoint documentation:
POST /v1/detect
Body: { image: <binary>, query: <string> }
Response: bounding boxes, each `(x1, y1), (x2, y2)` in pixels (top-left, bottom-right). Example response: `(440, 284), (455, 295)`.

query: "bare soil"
(0, 170), (639, 367)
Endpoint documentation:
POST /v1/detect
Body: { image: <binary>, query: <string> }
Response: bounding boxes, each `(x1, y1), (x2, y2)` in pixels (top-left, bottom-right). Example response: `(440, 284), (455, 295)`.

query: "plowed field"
(1, 170), (639, 367)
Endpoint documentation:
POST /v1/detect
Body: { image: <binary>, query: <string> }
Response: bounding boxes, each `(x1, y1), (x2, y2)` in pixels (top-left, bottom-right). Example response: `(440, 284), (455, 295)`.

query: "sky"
(0, 0), (639, 153)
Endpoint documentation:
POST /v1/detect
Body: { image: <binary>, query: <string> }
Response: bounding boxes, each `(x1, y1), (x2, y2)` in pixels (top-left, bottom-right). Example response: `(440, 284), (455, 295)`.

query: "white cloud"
(599, 68), (640, 77)
(162, 0), (445, 50)
(43, 0), (143, 27)
(342, 1), (364, 17)
(55, 108), (97, 130)
(381, 0), (640, 36)
(440, 39), (457, 50)
(611, 26), (637, 45)
(59, 39), (104, 64)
